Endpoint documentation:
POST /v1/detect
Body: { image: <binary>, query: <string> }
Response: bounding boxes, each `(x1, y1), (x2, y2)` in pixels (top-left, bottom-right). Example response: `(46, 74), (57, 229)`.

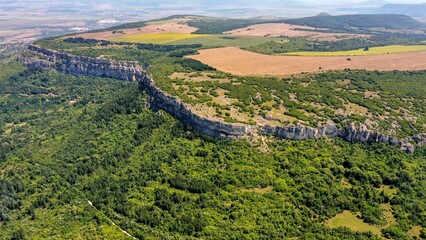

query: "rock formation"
(21, 45), (143, 81)
(19, 44), (423, 153)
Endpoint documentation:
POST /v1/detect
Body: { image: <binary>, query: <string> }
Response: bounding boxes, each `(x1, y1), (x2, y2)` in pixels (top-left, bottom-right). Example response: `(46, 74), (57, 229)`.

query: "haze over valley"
(2, 0), (426, 59)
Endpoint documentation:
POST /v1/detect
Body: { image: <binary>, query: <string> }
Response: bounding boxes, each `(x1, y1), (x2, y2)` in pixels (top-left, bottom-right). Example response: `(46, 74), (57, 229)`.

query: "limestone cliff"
(20, 45), (422, 153)
(21, 45), (143, 82)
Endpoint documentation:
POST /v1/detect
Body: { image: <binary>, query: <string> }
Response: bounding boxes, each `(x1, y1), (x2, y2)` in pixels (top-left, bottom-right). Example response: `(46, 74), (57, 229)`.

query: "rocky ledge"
(19, 45), (424, 153)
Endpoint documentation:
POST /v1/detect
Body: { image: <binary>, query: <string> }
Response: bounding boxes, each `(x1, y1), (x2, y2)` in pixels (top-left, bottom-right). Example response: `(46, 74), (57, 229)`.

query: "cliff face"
(21, 45), (248, 138)
(20, 45), (422, 153)
(21, 45), (143, 82)
(139, 75), (249, 138)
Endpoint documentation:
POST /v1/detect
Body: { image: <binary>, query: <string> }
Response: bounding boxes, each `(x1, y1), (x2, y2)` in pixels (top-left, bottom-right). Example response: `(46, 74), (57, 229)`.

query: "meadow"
(326, 211), (383, 236)
(285, 45), (426, 56)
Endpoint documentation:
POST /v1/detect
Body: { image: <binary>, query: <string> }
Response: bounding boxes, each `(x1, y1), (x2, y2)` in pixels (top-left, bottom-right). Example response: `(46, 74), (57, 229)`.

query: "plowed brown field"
(188, 47), (426, 76)
(225, 23), (370, 41)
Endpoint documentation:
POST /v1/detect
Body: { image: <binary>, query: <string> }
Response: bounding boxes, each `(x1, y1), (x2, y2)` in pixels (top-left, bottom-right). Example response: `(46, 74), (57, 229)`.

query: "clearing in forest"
(326, 211), (382, 236)
(326, 204), (396, 237)
(188, 47), (426, 76)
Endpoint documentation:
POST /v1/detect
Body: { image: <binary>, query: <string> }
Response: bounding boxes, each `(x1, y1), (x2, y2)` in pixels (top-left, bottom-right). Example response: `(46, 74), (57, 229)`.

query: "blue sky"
(300, 0), (424, 3)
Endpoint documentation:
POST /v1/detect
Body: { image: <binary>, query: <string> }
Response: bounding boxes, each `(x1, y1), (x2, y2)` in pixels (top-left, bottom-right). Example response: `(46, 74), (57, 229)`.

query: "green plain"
(167, 35), (288, 48)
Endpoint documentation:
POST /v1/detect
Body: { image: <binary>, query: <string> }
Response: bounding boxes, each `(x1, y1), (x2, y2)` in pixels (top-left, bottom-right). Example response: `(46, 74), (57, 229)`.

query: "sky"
(299, 0), (424, 4)
(2, 0), (426, 19)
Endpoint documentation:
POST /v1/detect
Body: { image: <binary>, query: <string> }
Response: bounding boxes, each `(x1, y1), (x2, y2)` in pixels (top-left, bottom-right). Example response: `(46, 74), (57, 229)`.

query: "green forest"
(280, 14), (424, 31)
(0, 59), (425, 239)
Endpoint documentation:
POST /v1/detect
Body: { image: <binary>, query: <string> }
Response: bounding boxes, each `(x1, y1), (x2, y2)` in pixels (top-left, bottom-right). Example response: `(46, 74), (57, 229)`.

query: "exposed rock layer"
(20, 45), (422, 153)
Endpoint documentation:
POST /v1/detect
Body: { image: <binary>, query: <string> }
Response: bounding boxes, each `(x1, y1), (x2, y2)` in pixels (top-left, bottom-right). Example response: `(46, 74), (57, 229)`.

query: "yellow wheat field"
(285, 45), (426, 56)
(111, 32), (207, 44)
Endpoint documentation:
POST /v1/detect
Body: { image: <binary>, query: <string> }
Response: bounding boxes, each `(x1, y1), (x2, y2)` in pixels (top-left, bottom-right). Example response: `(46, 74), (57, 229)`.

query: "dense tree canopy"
(0, 61), (425, 239)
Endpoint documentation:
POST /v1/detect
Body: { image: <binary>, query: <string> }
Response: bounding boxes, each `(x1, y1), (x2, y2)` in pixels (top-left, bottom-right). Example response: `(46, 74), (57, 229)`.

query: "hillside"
(371, 4), (426, 18)
(1, 14), (426, 239)
(1, 59), (426, 239)
(281, 14), (425, 30)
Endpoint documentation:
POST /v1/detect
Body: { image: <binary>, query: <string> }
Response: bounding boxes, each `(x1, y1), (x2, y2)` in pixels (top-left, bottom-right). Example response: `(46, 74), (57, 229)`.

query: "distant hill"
(281, 14), (424, 30)
(250, 16), (283, 21)
(316, 12), (332, 17)
(371, 4), (426, 18)
(360, 0), (388, 7)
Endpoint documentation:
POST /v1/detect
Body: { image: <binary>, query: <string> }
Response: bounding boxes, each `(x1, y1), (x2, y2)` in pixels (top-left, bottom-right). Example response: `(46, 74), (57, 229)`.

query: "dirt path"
(87, 200), (137, 239)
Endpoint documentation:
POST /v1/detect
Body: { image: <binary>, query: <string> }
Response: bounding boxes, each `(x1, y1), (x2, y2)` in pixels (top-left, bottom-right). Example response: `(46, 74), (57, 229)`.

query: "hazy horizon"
(2, 0), (426, 50)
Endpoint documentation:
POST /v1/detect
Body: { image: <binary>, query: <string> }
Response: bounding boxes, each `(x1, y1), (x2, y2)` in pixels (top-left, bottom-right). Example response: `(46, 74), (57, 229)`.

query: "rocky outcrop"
(338, 122), (414, 152)
(20, 45), (424, 153)
(262, 124), (340, 140)
(21, 45), (143, 81)
(139, 74), (250, 138)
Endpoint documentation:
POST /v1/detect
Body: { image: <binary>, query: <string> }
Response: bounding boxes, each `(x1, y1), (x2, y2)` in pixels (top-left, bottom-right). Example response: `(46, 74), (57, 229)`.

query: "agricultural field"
(110, 32), (207, 44)
(189, 46), (426, 76)
(285, 45), (426, 56)
(167, 35), (287, 48)
(109, 33), (285, 47)
(225, 23), (370, 41)
(73, 17), (198, 41)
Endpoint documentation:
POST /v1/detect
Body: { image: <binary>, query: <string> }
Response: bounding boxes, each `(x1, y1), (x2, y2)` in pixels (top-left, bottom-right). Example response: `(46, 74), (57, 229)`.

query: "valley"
(1, 11), (426, 240)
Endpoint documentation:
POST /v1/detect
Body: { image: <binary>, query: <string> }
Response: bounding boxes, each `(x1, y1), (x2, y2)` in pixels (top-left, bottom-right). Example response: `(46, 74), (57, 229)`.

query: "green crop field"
(111, 32), (287, 48)
(167, 35), (287, 48)
(284, 45), (426, 56)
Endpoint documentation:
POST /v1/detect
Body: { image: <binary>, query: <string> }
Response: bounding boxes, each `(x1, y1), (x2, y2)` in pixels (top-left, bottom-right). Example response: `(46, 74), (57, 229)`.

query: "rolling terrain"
(32, 13), (426, 149)
(1, 13), (426, 239)
(1, 58), (426, 239)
